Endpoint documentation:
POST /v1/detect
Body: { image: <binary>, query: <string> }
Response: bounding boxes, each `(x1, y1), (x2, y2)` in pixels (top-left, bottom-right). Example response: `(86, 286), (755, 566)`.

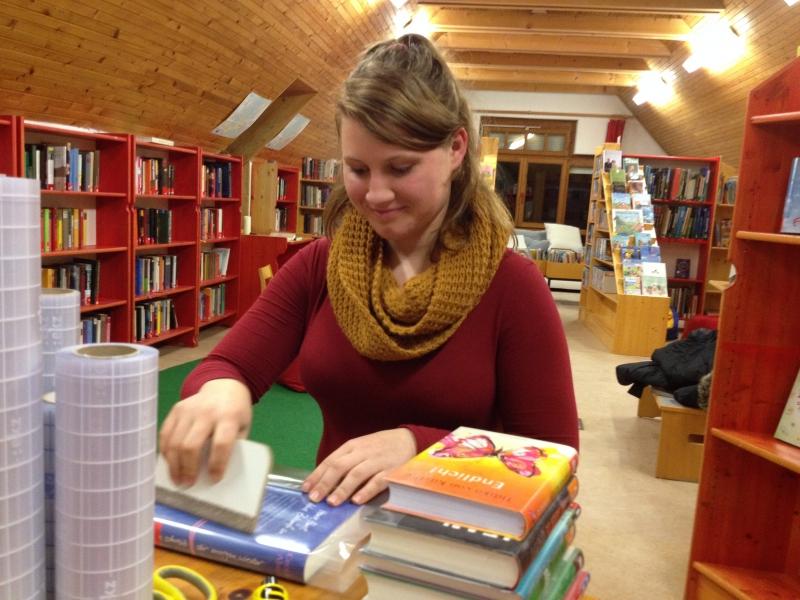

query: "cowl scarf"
(327, 205), (506, 360)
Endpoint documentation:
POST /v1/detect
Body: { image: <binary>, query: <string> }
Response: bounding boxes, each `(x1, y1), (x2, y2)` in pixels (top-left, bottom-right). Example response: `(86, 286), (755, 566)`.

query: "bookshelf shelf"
(199, 275), (238, 288)
(43, 245), (127, 257)
(658, 237), (708, 245)
(711, 246), (729, 251)
(137, 194), (196, 201)
(750, 110), (800, 125)
(668, 277), (703, 284)
(711, 429), (800, 475)
(707, 279), (730, 292)
(593, 257), (614, 268)
(201, 196), (240, 203)
(138, 325), (195, 347)
(651, 199), (714, 208)
(135, 241), (196, 251)
(736, 231), (800, 246)
(134, 285), (195, 302)
(693, 562), (800, 599)
(199, 310), (237, 328)
(41, 190), (127, 199)
(200, 236), (239, 244)
(686, 56), (800, 600)
(80, 299), (127, 313)
(301, 177), (336, 185)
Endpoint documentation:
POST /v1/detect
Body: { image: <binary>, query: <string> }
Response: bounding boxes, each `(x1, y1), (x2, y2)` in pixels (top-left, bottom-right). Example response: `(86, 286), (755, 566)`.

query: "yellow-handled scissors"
(251, 576), (289, 600)
(153, 564), (218, 600)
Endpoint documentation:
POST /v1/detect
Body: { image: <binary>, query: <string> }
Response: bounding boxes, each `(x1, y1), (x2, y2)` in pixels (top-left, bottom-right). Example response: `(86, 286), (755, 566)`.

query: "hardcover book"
(611, 192), (632, 209)
(153, 476), (368, 592)
(640, 262), (669, 297)
(780, 157), (800, 233)
(364, 477), (578, 589)
(674, 258), (691, 279)
(774, 366), (800, 448)
(382, 427), (578, 539)
(612, 209), (644, 236)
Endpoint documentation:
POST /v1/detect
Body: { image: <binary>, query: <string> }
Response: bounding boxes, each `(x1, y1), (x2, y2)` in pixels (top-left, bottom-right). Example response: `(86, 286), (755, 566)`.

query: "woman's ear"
(448, 128), (468, 173)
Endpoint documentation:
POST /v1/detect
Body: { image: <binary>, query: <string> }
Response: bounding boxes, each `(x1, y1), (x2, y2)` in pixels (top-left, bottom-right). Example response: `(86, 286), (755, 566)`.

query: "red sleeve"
(495, 255), (580, 451)
(180, 239), (329, 402)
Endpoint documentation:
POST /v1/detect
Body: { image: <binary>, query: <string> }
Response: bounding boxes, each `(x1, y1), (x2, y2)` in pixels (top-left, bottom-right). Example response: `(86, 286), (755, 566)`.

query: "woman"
(159, 34), (578, 507)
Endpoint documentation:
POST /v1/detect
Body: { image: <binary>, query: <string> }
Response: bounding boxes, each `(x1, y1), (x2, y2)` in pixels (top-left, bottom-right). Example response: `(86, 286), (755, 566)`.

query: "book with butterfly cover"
(382, 427), (578, 540)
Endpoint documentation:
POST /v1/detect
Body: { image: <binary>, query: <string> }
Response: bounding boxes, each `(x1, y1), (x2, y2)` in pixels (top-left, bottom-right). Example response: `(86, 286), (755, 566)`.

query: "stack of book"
(359, 426), (589, 599)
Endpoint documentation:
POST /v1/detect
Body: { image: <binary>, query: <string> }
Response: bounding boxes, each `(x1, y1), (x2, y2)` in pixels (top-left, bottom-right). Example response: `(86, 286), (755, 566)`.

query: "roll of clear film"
(54, 343), (158, 600)
(40, 288), (81, 395)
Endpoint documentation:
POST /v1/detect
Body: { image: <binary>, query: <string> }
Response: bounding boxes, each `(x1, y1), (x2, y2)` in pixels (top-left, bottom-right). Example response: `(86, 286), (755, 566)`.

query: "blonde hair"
(323, 34), (513, 251)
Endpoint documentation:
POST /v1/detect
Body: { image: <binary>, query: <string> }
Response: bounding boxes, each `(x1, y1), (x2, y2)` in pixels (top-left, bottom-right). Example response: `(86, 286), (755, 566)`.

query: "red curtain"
(605, 119), (626, 143)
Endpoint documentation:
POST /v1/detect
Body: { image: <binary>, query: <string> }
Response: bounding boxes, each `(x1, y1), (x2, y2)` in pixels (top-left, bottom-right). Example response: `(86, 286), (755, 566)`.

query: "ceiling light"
(633, 72), (673, 107)
(786, 0), (798, 5)
(683, 16), (745, 74)
(389, 0), (408, 7)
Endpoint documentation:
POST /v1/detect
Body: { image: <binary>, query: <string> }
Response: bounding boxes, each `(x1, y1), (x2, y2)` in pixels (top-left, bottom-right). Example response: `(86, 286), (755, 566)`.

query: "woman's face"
(340, 117), (467, 253)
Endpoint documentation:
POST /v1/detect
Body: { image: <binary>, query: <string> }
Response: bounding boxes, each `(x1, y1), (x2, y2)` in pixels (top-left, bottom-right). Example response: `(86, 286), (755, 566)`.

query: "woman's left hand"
(302, 428), (417, 506)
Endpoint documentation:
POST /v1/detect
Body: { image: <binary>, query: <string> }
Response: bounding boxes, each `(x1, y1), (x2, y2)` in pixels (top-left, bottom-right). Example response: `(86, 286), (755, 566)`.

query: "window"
(481, 117), (591, 233)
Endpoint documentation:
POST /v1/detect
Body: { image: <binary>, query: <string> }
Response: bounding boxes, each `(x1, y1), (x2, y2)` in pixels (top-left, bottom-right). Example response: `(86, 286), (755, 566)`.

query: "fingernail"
(327, 494), (340, 506)
(301, 481), (310, 492)
(309, 490), (320, 502)
(352, 494), (363, 504)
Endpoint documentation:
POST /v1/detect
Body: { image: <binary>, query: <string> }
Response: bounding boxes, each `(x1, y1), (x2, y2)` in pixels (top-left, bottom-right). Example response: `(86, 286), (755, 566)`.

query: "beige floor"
(158, 293), (697, 600)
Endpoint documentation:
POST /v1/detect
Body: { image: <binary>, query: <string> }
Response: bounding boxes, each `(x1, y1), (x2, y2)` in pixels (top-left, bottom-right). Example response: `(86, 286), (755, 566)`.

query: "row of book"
(302, 157), (340, 181)
(40, 207), (96, 252)
(712, 218), (732, 247)
(303, 213), (324, 236)
(136, 208), (172, 245)
(548, 249), (581, 264)
(200, 248), (230, 280)
(199, 283), (226, 321)
(42, 259), (99, 305)
(652, 205), (711, 240)
(135, 157), (176, 196)
(201, 160), (234, 198)
(643, 165), (710, 202)
(669, 286), (699, 321)
(24, 143), (101, 192)
(300, 184), (331, 208)
(277, 174), (290, 201)
(80, 313), (111, 344)
(134, 298), (178, 341)
(274, 206), (292, 233)
(200, 207), (224, 241)
(360, 427), (587, 599)
(134, 254), (178, 297)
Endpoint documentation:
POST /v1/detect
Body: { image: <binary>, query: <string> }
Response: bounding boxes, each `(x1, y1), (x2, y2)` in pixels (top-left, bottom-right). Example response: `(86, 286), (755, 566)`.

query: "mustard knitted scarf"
(327, 206), (506, 361)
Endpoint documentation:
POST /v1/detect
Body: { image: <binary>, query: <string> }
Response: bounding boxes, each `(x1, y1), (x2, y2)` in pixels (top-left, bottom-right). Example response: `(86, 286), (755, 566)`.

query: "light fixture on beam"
(633, 72), (673, 107)
(392, 7), (432, 38)
(786, 0), (798, 6)
(682, 16), (745, 74)
(389, 0), (408, 7)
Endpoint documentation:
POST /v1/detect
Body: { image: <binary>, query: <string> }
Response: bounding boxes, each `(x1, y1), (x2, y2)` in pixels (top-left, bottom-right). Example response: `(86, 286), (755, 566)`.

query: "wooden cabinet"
(685, 56), (800, 600)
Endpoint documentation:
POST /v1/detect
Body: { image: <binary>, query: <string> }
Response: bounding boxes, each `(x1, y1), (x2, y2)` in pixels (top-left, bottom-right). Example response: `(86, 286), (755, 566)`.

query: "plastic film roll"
(54, 343), (158, 600)
(0, 176), (45, 599)
(41, 288), (81, 395)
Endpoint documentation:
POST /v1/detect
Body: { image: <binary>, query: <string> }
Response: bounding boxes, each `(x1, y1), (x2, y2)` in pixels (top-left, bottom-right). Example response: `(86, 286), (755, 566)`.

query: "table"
(155, 548), (366, 599)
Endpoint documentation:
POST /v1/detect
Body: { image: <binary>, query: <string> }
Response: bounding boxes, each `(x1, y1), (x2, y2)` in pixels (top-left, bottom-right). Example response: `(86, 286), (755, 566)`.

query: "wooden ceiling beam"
(427, 8), (692, 40)
(447, 51), (650, 74)
(451, 65), (637, 86)
(461, 80), (619, 94)
(436, 31), (673, 57)
(419, 0), (725, 15)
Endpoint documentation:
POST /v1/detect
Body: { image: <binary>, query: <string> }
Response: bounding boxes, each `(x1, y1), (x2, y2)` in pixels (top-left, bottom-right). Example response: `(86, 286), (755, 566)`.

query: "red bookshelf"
(277, 164), (299, 234)
(685, 56), (800, 600)
(626, 153), (720, 321)
(25, 121), (133, 343)
(132, 138), (201, 346)
(199, 151), (242, 329)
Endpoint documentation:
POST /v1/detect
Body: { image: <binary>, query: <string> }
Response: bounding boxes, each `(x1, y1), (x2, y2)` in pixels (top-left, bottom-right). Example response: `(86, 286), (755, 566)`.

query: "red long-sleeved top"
(182, 238), (579, 462)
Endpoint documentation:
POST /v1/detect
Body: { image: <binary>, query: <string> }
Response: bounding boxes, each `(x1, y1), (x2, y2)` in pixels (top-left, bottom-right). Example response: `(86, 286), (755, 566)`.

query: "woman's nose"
(365, 176), (394, 204)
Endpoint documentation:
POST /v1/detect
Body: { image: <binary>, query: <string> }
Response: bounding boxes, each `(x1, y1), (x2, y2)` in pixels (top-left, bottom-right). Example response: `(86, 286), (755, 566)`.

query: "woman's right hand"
(158, 378), (253, 487)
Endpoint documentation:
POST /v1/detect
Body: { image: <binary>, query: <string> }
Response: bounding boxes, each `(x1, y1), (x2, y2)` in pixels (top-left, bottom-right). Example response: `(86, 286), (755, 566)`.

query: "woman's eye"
(349, 166), (367, 176)
(391, 165), (412, 175)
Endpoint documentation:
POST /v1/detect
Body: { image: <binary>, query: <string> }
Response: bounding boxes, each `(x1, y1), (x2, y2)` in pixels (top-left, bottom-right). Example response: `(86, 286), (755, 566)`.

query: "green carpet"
(158, 360), (322, 471)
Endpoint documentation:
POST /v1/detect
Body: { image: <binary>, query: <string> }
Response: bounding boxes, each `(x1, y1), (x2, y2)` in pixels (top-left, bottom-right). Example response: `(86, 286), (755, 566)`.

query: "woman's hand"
(302, 428), (417, 506)
(158, 378), (253, 487)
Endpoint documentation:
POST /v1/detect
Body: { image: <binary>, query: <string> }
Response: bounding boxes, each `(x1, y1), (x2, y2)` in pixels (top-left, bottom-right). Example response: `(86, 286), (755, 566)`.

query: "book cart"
(578, 143), (669, 356)
(685, 55), (800, 599)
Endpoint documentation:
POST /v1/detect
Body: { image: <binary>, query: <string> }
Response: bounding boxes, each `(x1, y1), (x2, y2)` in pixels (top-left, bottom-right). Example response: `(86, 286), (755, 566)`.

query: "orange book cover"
(383, 426), (578, 540)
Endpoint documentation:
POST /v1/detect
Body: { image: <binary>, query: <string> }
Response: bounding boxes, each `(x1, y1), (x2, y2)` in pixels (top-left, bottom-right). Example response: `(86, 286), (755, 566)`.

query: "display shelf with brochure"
(685, 56), (800, 600)
(579, 143), (670, 356)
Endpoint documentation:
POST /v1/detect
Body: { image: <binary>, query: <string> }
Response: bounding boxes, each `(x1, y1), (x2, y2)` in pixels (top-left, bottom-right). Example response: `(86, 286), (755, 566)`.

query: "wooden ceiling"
(0, 1), (798, 169)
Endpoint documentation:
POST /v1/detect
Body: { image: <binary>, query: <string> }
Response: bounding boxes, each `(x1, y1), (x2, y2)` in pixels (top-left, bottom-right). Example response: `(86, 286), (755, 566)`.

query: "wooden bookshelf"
(299, 156), (339, 237)
(199, 151), (242, 330)
(703, 169), (736, 316)
(685, 56), (800, 600)
(133, 138), (201, 346)
(579, 143), (669, 356)
(626, 153), (720, 322)
(25, 121), (133, 343)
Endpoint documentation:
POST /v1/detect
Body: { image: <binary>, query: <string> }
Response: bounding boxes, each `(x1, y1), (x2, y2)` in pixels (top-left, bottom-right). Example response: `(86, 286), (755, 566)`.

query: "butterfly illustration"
(430, 433), (547, 477)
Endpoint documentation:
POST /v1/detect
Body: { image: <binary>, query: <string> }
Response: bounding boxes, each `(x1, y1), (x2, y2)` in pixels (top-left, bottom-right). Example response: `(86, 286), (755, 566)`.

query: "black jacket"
(616, 329), (717, 408)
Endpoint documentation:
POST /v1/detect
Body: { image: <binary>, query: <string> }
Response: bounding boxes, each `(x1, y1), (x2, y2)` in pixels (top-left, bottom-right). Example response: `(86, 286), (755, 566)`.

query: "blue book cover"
(154, 480), (366, 585)
(781, 157), (800, 233)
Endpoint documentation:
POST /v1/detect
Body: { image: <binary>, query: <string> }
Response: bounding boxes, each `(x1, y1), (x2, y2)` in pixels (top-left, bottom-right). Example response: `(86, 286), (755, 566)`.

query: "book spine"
(154, 515), (309, 582)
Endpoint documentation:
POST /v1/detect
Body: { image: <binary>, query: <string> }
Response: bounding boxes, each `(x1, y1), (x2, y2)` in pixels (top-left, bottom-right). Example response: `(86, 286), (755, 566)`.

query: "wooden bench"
(641, 386), (707, 482)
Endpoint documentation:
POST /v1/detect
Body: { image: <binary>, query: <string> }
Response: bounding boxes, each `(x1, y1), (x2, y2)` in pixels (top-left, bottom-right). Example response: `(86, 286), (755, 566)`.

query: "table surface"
(154, 548), (367, 599)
